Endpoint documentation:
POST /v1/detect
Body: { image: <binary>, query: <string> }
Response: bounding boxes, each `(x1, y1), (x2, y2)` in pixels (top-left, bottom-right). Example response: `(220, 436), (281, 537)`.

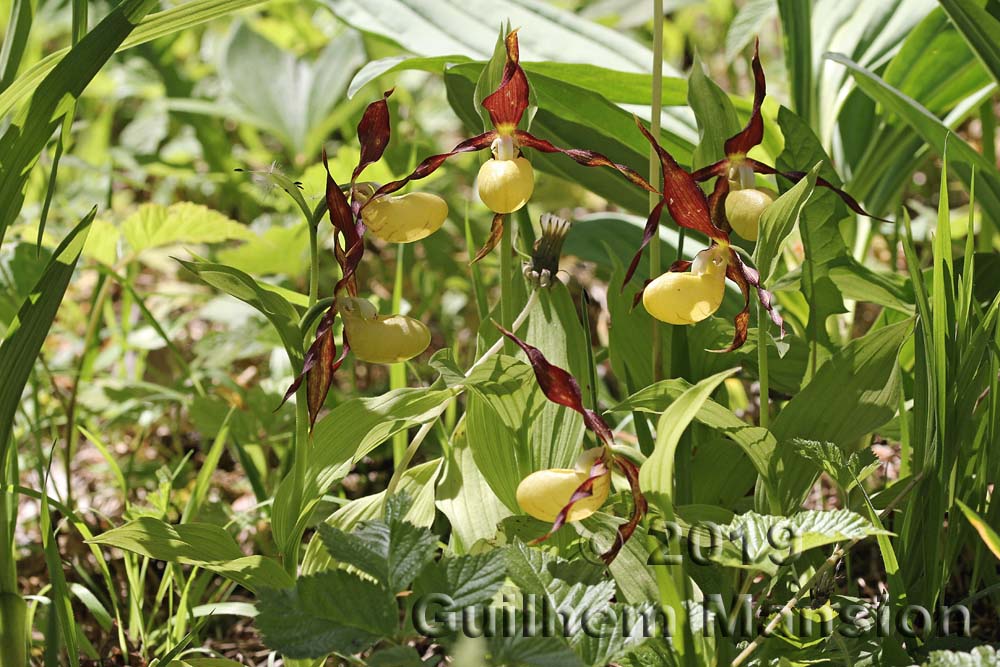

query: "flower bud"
(643, 246), (728, 325)
(361, 192), (448, 243)
(477, 157), (534, 214)
(524, 213), (569, 288)
(339, 296), (430, 364)
(516, 448), (610, 523)
(724, 188), (775, 241)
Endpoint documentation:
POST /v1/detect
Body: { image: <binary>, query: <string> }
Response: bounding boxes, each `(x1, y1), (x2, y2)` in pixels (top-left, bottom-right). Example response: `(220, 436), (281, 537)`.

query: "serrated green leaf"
(319, 517), (437, 593)
(710, 509), (884, 575)
(123, 202), (254, 255)
(256, 570), (397, 659)
(413, 550), (506, 610)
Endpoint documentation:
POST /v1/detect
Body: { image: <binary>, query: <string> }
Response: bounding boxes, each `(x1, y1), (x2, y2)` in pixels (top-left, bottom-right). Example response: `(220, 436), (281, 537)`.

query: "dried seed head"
(524, 213), (570, 288)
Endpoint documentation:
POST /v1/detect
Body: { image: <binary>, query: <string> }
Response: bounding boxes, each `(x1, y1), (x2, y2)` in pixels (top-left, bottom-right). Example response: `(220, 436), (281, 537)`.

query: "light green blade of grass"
(828, 52), (1000, 231)
(956, 499), (1000, 561)
(0, 0), (270, 120)
(180, 414), (231, 524)
(0, 209), (94, 467)
(0, 0), (157, 246)
(0, 0), (33, 91)
(40, 482), (79, 666)
(777, 0), (814, 127)
(938, 0), (1000, 86)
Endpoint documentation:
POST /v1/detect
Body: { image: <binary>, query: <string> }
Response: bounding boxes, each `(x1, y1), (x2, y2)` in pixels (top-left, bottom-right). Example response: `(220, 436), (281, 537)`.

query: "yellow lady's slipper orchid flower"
(643, 245), (729, 325)
(516, 448), (610, 523)
(725, 187), (775, 241)
(361, 192), (448, 243)
(477, 135), (535, 214)
(339, 297), (430, 364)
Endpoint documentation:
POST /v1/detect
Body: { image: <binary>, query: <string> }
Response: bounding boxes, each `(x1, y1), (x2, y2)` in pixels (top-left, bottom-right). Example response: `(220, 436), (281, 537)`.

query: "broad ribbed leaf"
(639, 368), (740, 518)
(88, 518), (292, 592)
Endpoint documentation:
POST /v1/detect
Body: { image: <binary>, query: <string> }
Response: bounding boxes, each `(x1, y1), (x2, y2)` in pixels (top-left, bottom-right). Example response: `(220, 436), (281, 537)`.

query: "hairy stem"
(650, 0), (664, 381)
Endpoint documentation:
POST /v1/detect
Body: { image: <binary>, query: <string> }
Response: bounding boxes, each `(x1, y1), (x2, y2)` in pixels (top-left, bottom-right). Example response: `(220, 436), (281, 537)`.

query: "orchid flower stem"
(650, 0), (664, 382)
(391, 243), (407, 467)
(500, 214), (515, 356)
(757, 299), (770, 430)
(307, 220), (319, 308)
(384, 289), (540, 501)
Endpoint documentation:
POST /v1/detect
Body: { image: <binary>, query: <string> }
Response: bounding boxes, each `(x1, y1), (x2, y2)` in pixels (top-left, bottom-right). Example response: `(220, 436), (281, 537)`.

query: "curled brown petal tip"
(368, 131), (496, 202)
(723, 37), (766, 157)
(472, 213), (505, 263)
(517, 131), (657, 194)
(600, 457), (648, 564)
(746, 158), (888, 222)
(351, 89), (394, 185)
(529, 458), (609, 545)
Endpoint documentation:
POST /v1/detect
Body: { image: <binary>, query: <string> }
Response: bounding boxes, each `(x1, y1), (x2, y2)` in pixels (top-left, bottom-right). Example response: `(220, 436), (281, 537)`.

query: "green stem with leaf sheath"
(500, 214), (514, 355)
(757, 299), (770, 430)
(650, 0), (664, 381)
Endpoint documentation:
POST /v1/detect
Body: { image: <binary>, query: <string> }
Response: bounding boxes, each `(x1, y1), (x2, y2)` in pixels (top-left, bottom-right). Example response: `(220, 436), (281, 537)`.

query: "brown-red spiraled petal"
(711, 249), (783, 353)
(472, 213), (504, 263)
(482, 30), (530, 131)
(529, 459), (609, 545)
(724, 38), (766, 157)
(600, 457), (648, 564)
(634, 117), (728, 241)
(278, 306), (350, 428)
(515, 131), (658, 194)
(622, 199), (666, 288)
(714, 260), (751, 353)
(497, 324), (615, 446)
(708, 175), (732, 233)
(368, 131), (496, 201)
(351, 89), (393, 185)
(690, 160), (728, 183)
(669, 259), (693, 272)
(324, 150), (364, 296)
(745, 159), (889, 222)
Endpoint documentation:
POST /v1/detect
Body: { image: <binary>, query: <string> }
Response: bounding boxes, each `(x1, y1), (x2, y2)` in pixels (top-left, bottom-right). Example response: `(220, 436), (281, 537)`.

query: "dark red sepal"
(482, 30), (530, 132)
(351, 89), (393, 185)
(324, 150), (364, 296)
(367, 131), (496, 202)
(600, 457), (648, 564)
(723, 38), (766, 157)
(634, 117), (728, 243)
(515, 131), (657, 193)
(473, 213), (505, 263)
(278, 305), (350, 425)
(497, 325), (615, 446)
(529, 457), (609, 545)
